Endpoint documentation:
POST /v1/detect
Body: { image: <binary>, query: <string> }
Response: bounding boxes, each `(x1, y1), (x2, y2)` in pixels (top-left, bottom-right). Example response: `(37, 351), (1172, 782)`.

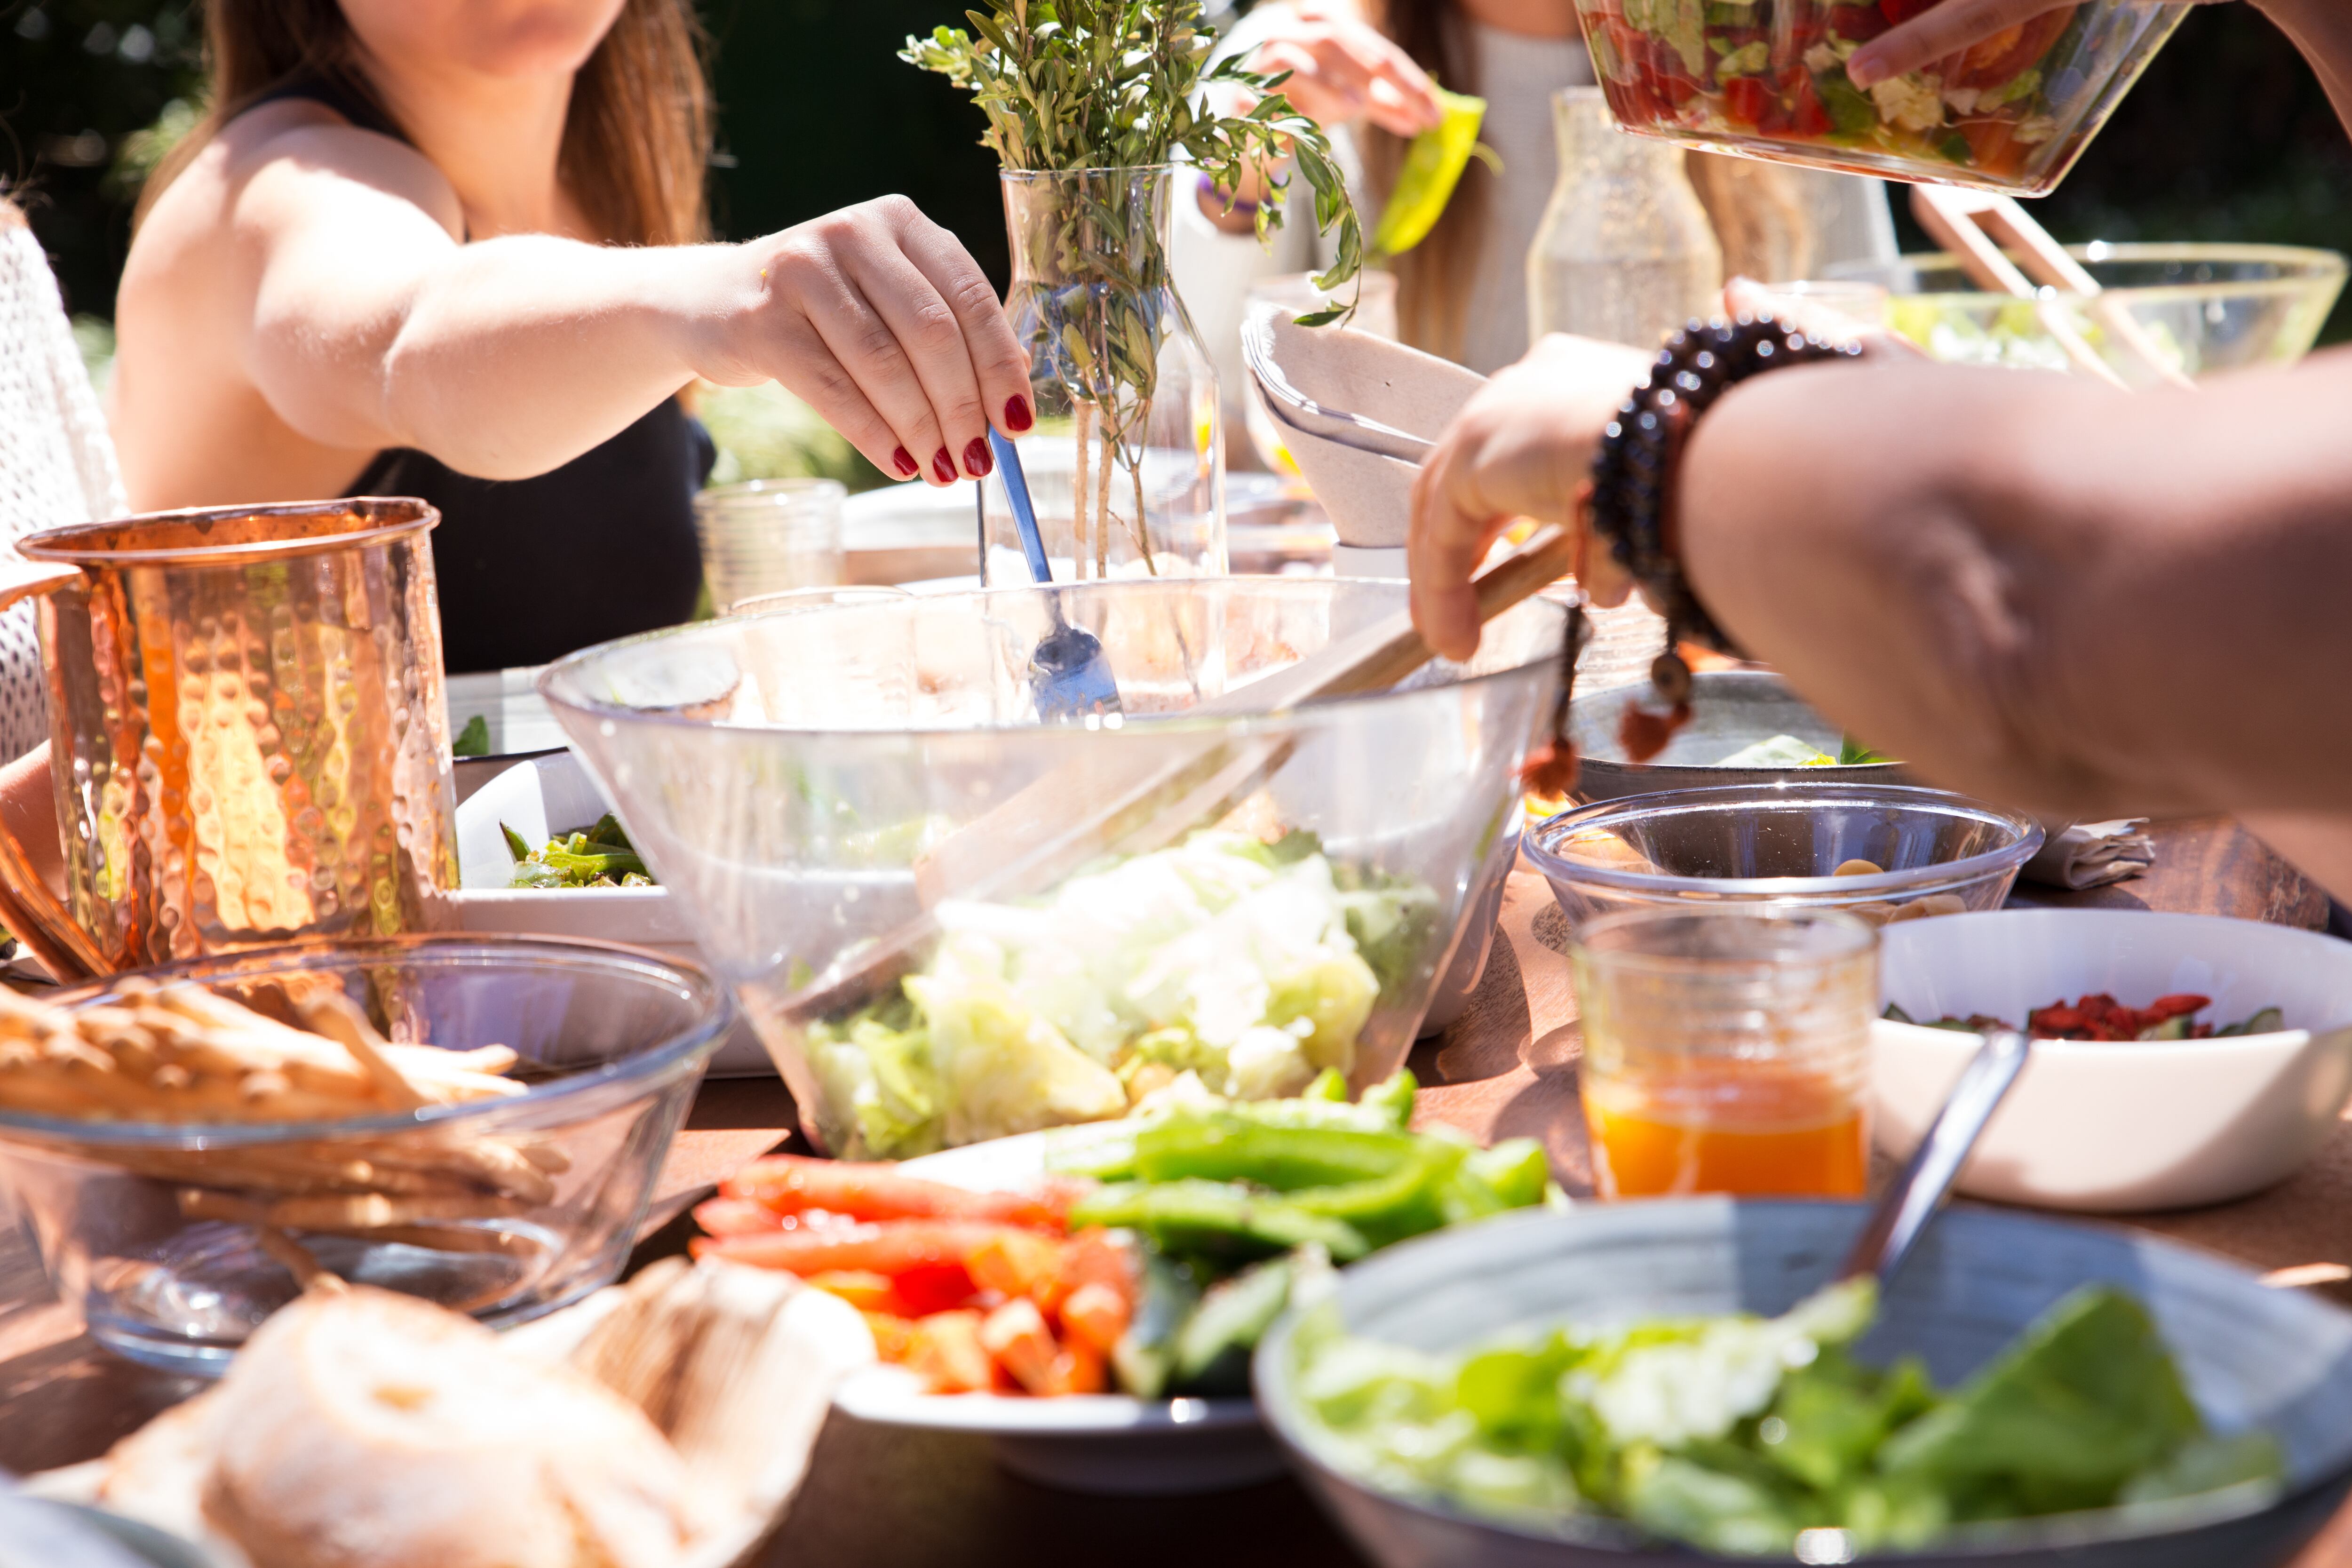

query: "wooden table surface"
(7, 816), (2351, 1567)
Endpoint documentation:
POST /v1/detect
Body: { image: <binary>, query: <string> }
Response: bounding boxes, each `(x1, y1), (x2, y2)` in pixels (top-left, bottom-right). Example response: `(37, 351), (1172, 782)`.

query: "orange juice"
(1584, 1060), (1868, 1199)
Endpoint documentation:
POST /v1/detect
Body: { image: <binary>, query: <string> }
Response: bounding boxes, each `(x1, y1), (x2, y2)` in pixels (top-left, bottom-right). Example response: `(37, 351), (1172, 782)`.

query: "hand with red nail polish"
(691, 196), (1033, 496)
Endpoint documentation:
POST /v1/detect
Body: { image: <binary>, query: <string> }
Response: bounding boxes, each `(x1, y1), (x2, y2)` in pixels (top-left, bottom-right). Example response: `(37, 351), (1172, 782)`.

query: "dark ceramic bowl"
(1256, 1202), (2352, 1566)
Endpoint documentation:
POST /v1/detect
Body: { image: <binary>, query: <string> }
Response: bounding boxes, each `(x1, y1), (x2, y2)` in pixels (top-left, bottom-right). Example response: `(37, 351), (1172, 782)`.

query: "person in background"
(1403, 0), (2352, 902)
(1173, 0), (1898, 400)
(112, 0), (1029, 675)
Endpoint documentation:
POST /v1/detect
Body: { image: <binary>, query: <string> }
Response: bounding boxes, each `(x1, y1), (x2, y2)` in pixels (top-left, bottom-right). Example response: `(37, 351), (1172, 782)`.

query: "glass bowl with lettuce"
(540, 579), (1562, 1160)
(1256, 1200), (2352, 1566)
(1830, 243), (2346, 388)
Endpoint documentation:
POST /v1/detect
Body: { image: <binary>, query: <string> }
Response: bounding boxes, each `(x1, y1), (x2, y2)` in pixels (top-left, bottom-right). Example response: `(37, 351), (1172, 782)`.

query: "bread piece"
(199, 1286), (700, 1568)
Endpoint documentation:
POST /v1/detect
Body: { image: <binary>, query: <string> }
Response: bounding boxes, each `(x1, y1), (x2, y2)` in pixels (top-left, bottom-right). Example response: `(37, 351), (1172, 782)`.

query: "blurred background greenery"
(5, 0), (2349, 383)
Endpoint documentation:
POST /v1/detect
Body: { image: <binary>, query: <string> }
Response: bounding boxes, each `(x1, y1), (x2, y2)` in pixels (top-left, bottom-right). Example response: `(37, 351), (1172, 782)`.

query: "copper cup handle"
(0, 563), (111, 981)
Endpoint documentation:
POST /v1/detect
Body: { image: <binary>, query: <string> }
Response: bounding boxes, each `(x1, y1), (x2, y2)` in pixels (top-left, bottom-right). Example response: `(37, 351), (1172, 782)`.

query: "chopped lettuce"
(807, 832), (1432, 1157)
(1292, 1283), (2282, 1556)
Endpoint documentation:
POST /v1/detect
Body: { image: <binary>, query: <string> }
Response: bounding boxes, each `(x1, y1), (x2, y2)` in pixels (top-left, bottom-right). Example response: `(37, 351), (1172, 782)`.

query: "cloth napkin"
(2023, 818), (2156, 890)
(1244, 313), (1484, 548)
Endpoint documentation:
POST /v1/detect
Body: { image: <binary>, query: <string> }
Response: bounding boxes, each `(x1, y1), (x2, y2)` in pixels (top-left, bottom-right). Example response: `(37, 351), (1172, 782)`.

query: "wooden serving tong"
(1910, 187), (2195, 392)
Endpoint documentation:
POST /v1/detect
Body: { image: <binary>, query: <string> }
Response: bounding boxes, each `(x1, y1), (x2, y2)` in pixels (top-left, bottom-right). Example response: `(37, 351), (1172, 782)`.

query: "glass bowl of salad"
(541, 580), (1564, 1160)
(1829, 242), (2348, 384)
(1575, 0), (2193, 194)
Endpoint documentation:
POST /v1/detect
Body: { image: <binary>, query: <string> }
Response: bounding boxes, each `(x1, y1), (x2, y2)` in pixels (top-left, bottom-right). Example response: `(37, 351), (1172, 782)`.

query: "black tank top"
(246, 72), (711, 674)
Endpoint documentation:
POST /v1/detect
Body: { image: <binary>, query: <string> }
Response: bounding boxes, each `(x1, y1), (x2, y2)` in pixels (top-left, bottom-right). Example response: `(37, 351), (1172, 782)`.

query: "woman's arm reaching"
(122, 104), (1030, 497)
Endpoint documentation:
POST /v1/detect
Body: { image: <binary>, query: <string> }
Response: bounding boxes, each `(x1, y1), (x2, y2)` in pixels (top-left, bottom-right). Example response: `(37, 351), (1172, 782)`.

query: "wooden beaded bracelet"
(1587, 315), (1864, 661)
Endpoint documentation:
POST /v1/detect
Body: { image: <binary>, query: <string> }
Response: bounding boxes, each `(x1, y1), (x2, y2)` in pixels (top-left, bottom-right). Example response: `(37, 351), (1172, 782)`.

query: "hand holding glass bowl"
(1573, 0), (2193, 194)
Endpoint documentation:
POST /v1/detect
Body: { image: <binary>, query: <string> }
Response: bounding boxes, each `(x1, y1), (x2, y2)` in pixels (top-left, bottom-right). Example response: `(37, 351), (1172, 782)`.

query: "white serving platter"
(826, 1130), (1274, 1496)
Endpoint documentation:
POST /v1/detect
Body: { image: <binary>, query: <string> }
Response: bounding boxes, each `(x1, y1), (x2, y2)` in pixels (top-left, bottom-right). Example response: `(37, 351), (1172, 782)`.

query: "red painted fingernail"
(931, 447), (956, 484)
(963, 437), (993, 478)
(892, 446), (919, 478)
(1005, 396), (1034, 433)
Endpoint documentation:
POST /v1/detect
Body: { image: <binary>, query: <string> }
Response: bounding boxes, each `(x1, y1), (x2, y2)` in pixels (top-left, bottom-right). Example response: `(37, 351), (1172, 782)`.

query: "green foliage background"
(3, 0), (2349, 342)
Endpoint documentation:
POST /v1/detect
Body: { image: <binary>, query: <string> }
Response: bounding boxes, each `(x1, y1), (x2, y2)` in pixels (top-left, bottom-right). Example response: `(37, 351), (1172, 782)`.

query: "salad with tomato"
(1573, 0), (2186, 192)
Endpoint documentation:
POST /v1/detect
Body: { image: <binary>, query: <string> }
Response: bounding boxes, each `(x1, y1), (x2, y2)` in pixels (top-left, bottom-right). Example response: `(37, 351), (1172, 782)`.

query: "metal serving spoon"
(986, 427), (1121, 723)
(1838, 1029), (2032, 1288)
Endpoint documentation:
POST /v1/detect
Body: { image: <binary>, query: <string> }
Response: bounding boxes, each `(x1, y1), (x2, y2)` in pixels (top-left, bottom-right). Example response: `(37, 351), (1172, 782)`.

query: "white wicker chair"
(0, 203), (126, 763)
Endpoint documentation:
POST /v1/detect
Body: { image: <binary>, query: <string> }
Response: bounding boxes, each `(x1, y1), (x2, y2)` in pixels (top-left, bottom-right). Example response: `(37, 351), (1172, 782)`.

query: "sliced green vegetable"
(1371, 88), (1487, 257)
(1068, 1177), (1372, 1262)
(1113, 1248), (1204, 1400)
(1172, 1246), (1330, 1394)
(1132, 1111), (1424, 1190)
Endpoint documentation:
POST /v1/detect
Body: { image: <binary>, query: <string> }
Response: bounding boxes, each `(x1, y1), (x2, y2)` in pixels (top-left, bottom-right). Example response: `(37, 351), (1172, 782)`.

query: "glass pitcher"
(983, 166), (1225, 585)
(1527, 87), (1724, 350)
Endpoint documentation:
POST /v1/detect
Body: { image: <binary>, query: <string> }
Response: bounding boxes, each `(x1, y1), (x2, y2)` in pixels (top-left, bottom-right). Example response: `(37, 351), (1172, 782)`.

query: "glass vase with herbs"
(906, 1), (1360, 583)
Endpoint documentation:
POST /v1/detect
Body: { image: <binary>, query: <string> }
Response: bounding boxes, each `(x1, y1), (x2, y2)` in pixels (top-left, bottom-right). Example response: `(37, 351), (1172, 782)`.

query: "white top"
(1171, 16), (1902, 406)
(0, 219), (124, 762)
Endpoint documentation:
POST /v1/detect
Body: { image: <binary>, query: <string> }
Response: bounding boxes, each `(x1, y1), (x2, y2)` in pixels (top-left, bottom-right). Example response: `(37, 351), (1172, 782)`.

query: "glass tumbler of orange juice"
(1572, 907), (1877, 1200)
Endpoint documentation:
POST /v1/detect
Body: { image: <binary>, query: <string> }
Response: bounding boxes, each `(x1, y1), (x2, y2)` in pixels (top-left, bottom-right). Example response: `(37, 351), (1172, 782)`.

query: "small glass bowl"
(1526, 782), (2042, 931)
(0, 936), (730, 1374)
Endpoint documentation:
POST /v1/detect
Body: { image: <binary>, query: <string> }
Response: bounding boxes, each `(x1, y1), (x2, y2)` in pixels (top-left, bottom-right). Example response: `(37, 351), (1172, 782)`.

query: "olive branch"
(904, 0), (1361, 574)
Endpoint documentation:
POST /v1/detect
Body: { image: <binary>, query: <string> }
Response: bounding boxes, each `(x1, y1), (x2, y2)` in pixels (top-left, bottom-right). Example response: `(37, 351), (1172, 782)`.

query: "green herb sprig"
(904, 2), (1360, 571)
(904, 2), (1359, 307)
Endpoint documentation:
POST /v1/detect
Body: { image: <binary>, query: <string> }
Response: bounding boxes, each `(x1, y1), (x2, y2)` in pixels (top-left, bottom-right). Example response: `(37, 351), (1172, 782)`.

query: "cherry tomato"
(1946, 7), (2075, 89)
(1879, 0), (1940, 22)
(1722, 74), (1772, 126)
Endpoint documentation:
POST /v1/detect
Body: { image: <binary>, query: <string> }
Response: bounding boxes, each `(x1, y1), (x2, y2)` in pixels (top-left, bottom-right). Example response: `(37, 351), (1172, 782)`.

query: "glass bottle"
(984, 167), (1225, 585)
(1527, 87), (1724, 350)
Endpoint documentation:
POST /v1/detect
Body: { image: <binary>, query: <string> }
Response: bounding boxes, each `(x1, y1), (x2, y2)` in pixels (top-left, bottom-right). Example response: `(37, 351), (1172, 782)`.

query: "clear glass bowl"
(0, 936), (729, 1374)
(1574, 0), (2190, 194)
(1527, 782), (2042, 930)
(1829, 243), (2348, 386)
(540, 580), (1566, 1160)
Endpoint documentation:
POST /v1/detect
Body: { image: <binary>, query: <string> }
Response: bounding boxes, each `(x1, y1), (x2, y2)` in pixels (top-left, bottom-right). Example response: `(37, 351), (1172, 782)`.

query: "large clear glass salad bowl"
(541, 581), (1565, 1160)
(1833, 243), (2347, 386)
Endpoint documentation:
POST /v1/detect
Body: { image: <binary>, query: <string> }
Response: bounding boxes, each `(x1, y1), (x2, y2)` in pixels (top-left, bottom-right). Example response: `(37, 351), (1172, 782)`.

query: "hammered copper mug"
(0, 499), (459, 979)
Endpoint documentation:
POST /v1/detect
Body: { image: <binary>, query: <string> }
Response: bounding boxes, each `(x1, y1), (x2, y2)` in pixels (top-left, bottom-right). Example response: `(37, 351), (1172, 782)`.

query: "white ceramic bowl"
(1875, 909), (2352, 1212)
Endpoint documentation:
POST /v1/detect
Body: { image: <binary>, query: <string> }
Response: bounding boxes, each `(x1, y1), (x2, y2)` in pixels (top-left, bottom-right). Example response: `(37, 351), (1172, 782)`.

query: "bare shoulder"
(137, 99), (461, 262)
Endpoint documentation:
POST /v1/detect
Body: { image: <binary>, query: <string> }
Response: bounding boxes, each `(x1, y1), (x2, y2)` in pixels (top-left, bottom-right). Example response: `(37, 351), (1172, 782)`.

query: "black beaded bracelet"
(1588, 315), (1863, 659)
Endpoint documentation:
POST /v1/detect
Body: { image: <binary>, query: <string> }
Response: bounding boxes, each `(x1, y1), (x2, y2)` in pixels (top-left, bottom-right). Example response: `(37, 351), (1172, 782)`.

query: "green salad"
(501, 815), (656, 889)
(1289, 1279), (2282, 1556)
(806, 830), (1438, 1160)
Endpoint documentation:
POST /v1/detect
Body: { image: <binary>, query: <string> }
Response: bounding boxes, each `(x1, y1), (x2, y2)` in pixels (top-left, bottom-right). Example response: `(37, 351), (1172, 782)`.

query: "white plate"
(827, 1130), (1276, 1495)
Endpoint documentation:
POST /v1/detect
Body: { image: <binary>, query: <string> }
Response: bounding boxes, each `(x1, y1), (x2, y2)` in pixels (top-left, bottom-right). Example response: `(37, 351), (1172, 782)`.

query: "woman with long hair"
(112, 0), (1030, 672)
(1174, 0), (1895, 381)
